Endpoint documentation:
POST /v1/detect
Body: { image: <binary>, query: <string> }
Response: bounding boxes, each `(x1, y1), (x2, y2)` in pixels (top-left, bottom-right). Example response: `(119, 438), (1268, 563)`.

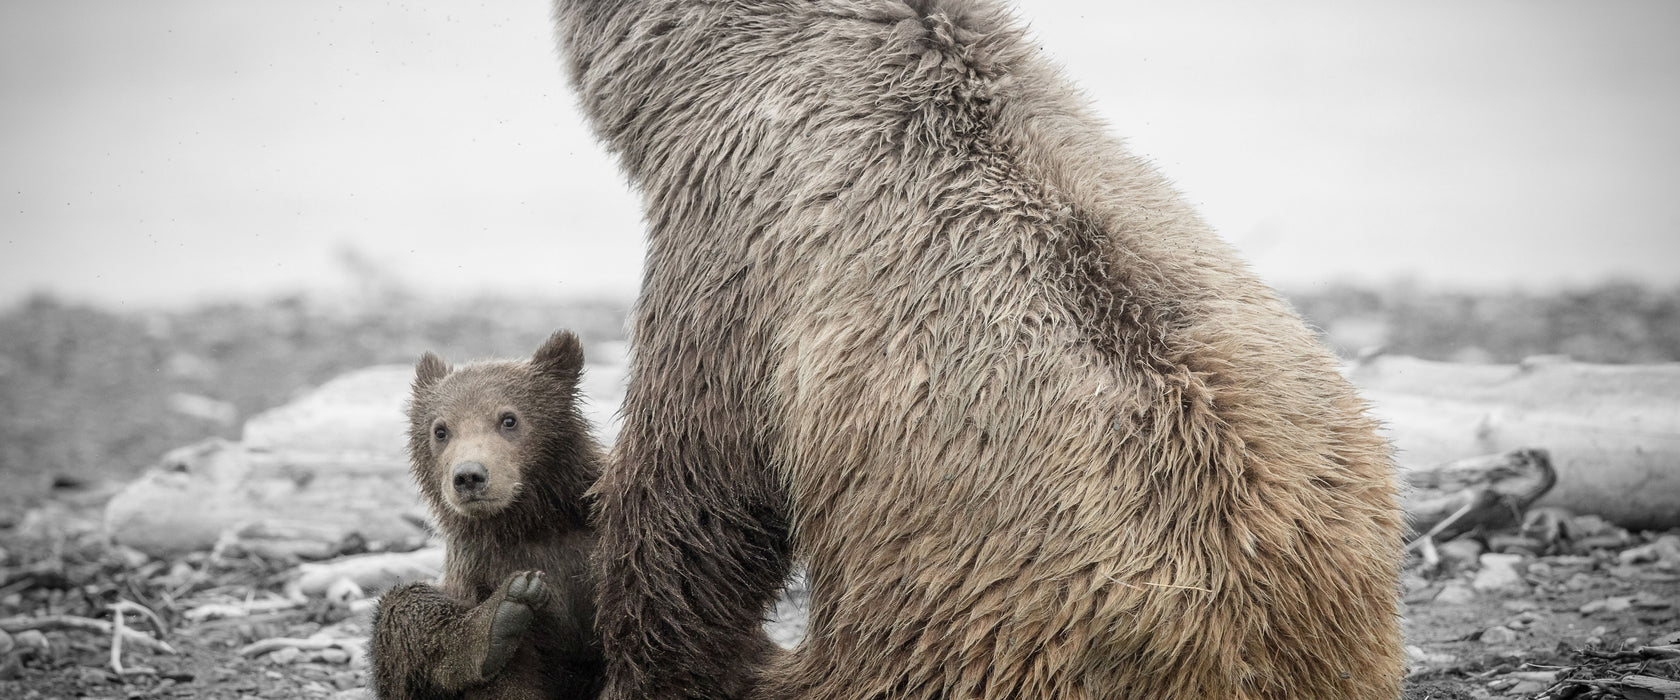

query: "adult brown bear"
(553, 1), (1405, 698)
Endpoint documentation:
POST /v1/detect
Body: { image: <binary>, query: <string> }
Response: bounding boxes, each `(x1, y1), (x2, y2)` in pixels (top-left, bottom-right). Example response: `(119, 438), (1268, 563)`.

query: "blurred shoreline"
(1, 279), (1676, 510)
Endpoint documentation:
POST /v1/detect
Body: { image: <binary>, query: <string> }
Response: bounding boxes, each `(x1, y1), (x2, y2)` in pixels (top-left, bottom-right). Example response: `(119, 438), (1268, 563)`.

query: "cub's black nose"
(452, 461), (489, 495)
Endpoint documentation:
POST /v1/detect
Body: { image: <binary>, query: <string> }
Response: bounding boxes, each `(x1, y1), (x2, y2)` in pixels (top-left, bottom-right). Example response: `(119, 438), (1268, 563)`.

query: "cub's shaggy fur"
(371, 331), (604, 699)
(554, 1), (1406, 698)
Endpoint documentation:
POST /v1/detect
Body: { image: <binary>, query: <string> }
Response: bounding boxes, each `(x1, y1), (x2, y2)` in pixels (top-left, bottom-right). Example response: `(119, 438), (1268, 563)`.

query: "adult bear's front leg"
(594, 339), (792, 700)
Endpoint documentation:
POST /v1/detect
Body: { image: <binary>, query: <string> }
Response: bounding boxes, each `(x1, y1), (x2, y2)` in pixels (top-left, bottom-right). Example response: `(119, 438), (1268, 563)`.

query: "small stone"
(1619, 535), (1680, 568)
(268, 646), (303, 665)
(0, 628), (13, 655)
(1481, 625), (1519, 645)
(1505, 670), (1559, 696)
(109, 544), (151, 570)
(1437, 538), (1485, 571)
(1586, 625), (1609, 647)
(1433, 582), (1477, 605)
(1472, 553), (1529, 594)
(78, 665), (114, 684)
(1568, 514), (1616, 538)
(1501, 599), (1541, 613)
(316, 648), (351, 665)
(1405, 645), (1457, 666)
(13, 630), (48, 652)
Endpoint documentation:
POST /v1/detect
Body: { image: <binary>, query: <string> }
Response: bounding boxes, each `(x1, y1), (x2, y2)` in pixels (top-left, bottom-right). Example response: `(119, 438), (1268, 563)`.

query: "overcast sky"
(3, 0), (1677, 309)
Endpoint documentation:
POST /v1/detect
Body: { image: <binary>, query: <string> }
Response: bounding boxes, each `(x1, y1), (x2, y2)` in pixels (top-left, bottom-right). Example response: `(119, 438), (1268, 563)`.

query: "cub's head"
(406, 330), (599, 528)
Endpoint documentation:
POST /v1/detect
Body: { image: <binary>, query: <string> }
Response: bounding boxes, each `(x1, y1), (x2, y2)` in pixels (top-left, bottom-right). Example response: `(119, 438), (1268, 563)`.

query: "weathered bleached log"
(1403, 449), (1555, 543)
(1351, 355), (1680, 529)
(103, 366), (429, 557)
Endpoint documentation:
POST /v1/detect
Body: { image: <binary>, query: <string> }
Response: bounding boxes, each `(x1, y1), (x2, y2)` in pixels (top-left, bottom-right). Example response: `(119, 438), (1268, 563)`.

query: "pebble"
(1618, 534), (1680, 568)
(1437, 538), (1484, 571)
(1505, 670), (1559, 695)
(0, 628), (12, 655)
(77, 665), (113, 684)
(268, 647), (303, 665)
(1586, 625), (1609, 647)
(1405, 645), (1456, 665)
(13, 630), (48, 652)
(1569, 514), (1617, 538)
(1434, 582), (1477, 605)
(316, 648), (352, 665)
(1481, 625), (1519, 645)
(110, 545), (150, 570)
(1472, 553), (1529, 594)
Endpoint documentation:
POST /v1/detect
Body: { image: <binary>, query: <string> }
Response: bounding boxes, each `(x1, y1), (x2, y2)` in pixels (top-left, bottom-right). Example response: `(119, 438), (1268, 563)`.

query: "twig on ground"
(106, 600), (165, 676)
(109, 602), (124, 675)
(0, 614), (176, 655)
(238, 636), (360, 658)
(182, 596), (305, 622)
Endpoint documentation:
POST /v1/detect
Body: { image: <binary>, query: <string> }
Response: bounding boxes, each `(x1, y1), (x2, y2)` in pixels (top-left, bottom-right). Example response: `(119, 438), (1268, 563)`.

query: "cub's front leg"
(371, 570), (552, 698)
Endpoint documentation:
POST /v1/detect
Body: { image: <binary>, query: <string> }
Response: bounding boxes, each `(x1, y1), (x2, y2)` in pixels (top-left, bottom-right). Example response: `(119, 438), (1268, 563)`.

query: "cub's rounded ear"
(415, 352), (450, 391)
(532, 330), (584, 380)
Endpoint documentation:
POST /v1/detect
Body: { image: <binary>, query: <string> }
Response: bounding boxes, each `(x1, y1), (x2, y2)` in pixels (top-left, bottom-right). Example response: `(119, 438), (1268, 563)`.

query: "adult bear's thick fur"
(553, 1), (1406, 698)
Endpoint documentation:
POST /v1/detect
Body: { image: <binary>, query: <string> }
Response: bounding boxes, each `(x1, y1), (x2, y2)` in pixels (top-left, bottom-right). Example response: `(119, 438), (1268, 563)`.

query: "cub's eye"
(500, 414), (518, 430)
(433, 424), (448, 441)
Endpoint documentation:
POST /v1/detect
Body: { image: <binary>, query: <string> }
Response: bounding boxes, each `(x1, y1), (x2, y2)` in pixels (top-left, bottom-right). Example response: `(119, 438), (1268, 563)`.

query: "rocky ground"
(1, 485), (1675, 700)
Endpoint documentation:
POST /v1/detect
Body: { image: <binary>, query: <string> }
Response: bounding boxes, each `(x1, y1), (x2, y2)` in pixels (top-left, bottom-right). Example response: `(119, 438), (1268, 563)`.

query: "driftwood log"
(1351, 355), (1680, 529)
(1402, 449), (1556, 543)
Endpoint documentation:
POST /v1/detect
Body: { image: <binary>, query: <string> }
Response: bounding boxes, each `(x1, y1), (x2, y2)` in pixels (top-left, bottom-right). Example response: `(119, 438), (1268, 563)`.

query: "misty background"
(1, 1), (1678, 497)
(3, 0), (1677, 307)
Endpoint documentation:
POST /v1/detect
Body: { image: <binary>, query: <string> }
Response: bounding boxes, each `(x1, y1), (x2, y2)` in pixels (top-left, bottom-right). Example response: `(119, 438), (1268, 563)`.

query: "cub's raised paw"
(502, 569), (551, 609)
(481, 570), (548, 677)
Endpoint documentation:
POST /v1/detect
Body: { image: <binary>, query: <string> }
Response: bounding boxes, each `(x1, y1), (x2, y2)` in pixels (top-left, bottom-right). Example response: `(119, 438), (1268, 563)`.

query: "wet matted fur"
(553, 1), (1406, 698)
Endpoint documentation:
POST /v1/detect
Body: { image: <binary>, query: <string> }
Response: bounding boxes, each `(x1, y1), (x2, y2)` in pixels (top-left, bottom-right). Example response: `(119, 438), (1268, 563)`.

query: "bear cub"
(372, 330), (604, 699)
